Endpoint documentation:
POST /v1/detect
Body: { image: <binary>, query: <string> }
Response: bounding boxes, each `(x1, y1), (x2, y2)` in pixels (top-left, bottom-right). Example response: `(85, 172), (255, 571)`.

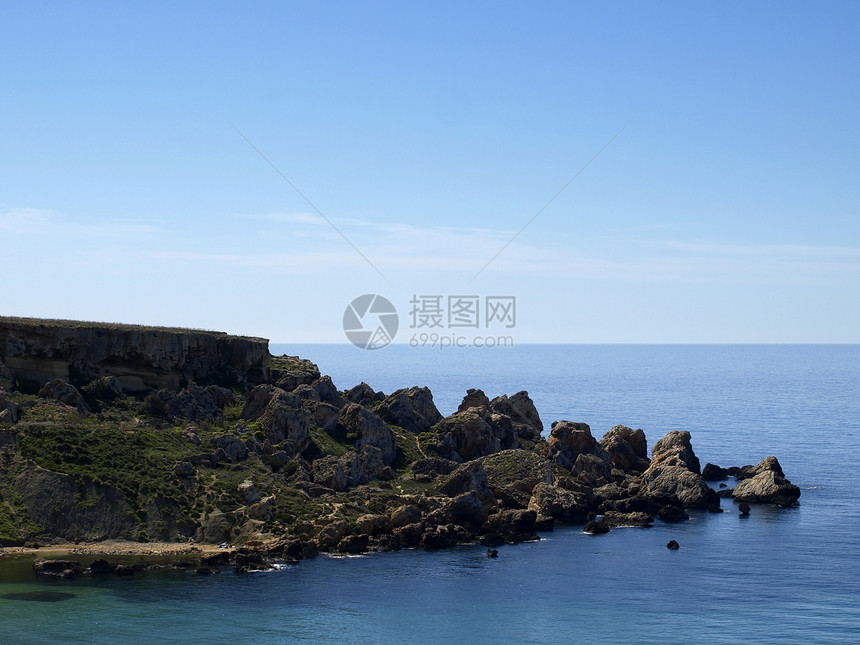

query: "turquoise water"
(2, 345), (859, 644)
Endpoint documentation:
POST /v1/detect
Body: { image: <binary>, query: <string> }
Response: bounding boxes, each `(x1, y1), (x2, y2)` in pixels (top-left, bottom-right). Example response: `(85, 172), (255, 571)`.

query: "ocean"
(2, 344), (859, 644)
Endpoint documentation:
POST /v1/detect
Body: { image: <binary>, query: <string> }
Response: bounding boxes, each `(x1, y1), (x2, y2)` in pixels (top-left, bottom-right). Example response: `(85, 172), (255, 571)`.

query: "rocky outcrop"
(0, 359), (13, 391)
(38, 379), (88, 413)
(0, 317), (269, 393)
(732, 457), (800, 507)
(547, 421), (611, 471)
(528, 482), (592, 523)
(336, 403), (397, 465)
(640, 431), (717, 509)
(488, 391), (544, 442)
(0, 388), (20, 423)
(599, 425), (649, 473)
(480, 449), (555, 508)
(378, 386), (442, 433)
(311, 446), (390, 492)
(432, 410), (509, 462)
(241, 385), (311, 457)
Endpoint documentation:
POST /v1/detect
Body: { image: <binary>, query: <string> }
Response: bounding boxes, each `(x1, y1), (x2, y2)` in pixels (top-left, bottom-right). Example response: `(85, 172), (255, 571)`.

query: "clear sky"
(2, 1), (858, 343)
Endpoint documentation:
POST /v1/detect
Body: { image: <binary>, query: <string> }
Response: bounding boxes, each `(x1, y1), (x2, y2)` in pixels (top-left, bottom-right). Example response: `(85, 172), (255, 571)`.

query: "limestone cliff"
(0, 317), (269, 393)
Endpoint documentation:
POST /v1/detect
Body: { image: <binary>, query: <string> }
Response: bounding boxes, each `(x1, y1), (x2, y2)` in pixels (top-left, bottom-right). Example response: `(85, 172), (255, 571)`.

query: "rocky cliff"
(0, 317), (269, 393)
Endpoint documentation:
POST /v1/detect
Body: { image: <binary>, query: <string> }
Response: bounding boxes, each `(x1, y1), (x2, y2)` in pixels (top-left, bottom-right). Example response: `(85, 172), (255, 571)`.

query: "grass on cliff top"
(0, 316), (267, 343)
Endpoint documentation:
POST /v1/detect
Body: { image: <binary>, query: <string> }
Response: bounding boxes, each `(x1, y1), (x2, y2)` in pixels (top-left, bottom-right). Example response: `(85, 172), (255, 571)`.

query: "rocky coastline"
(0, 318), (801, 577)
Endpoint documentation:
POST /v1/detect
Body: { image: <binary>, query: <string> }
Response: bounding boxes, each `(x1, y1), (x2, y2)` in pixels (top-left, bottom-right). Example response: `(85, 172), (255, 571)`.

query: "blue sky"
(2, 1), (858, 343)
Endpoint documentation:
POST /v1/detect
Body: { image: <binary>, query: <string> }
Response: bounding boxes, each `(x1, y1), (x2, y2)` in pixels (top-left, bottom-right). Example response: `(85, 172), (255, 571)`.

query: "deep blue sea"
(2, 345), (859, 644)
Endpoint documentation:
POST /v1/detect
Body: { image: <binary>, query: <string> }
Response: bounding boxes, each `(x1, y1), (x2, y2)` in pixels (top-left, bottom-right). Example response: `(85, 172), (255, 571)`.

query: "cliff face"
(0, 318), (269, 393)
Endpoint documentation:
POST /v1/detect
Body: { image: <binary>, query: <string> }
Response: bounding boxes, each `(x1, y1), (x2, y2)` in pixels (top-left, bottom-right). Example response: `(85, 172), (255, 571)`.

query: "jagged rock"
(89, 559), (117, 574)
(344, 382), (383, 406)
(356, 514), (392, 536)
(237, 479), (260, 504)
(0, 319), (269, 393)
(602, 511), (653, 527)
(247, 496), (275, 520)
(198, 510), (235, 543)
(146, 383), (223, 423)
(292, 384), (319, 402)
(458, 388), (490, 412)
(583, 519), (610, 535)
(312, 446), (388, 491)
(390, 505), (422, 528)
(269, 355), (320, 391)
(439, 461), (493, 504)
(312, 401), (340, 431)
(420, 524), (469, 550)
(528, 482), (592, 523)
(316, 520), (350, 549)
(432, 407), (519, 462)
(657, 505), (690, 523)
(480, 450), (555, 499)
(310, 376), (342, 405)
(572, 453), (613, 487)
(641, 431), (716, 509)
(702, 463), (731, 481)
(650, 431), (701, 474)
(200, 551), (232, 566)
(259, 389), (311, 457)
(174, 461), (195, 478)
(378, 386), (442, 433)
(234, 551), (274, 573)
(337, 534), (370, 554)
(600, 425), (647, 473)
(480, 509), (538, 545)
(337, 403), (396, 465)
(0, 388), (20, 423)
(393, 522), (423, 547)
(33, 559), (83, 577)
(489, 391), (544, 442)
(547, 421), (610, 471)
(444, 491), (489, 527)
(593, 483), (628, 507)
(38, 379), (88, 413)
(411, 458), (458, 482)
(211, 435), (248, 462)
(732, 458), (800, 507)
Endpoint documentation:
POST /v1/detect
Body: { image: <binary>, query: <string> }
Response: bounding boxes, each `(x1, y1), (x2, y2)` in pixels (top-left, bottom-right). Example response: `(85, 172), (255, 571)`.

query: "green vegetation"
(0, 315), (266, 342)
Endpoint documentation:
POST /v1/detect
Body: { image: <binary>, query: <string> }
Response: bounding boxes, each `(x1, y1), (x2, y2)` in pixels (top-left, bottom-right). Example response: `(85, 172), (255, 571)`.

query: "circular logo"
(343, 294), (399, 350)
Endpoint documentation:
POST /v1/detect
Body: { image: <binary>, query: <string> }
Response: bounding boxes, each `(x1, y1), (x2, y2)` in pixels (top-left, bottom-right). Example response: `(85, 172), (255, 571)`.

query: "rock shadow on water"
(2, 590), (77, 602)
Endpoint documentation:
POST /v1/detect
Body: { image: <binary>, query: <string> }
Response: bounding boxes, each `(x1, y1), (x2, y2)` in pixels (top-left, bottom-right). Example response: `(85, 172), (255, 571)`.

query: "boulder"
(602, 511), (653, 528)
(702, 463), (731, 481)
(583, 519), (610, 535)
(312, 445), (388, 491)
(410, 458), (458, 482)
(378, 386), (442, 433)
(738, 502), (751, 516)
(438, 461), (493, 504)
(572, 453), (613, 487)
(480, 509), (538, 545)
(667, 540), (680, 550)
(174, 461), (195, 478)
(344, 382), (383, 406)
(337, 534), (370, 555)
(445, 491), (490, 527)
(390, 505), (422, 528)
(211, 435), (248, 462)
(38, 379), (88, 413)
(489, 391), (544, 442)
(732, 462), (800, 507)
(599, 425), (647, 473)
(355, 514), (392, 536)
(547, 421), (609, 470)
(650, 430), (700, 474)
(145, 383), (223, 423)
(259, 389), (311, 457)
(479, 450), (555, 497)
(237, 479), (260, 505)
(310, 376), (342, 405)
(432, 411), (501, 462)
(641, 431), (716, 509)
(336, 403), (397, 465)
(527, 482), (592, 523)
(33, 559), (83, 577)
(317, 520), (350, 549)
